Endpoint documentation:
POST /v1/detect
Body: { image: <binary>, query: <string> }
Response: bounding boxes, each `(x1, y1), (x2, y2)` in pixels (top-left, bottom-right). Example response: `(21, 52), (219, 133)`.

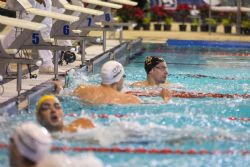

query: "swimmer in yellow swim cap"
(36, 95), (94, 132)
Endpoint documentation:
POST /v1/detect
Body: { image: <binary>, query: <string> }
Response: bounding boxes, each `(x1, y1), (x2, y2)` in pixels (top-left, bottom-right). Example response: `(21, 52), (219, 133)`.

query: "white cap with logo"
(12, 122), (52, 163)
(101, 60), (124, 84)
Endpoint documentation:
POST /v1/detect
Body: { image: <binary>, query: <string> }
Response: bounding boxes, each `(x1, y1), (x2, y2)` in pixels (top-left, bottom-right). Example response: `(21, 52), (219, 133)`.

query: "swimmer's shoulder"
(73, 84), (99, 93)
(64, 117), (94, 132)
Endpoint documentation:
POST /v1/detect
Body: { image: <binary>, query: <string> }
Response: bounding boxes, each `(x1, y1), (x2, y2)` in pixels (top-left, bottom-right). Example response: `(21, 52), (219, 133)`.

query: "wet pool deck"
(0, 25), (249, 106)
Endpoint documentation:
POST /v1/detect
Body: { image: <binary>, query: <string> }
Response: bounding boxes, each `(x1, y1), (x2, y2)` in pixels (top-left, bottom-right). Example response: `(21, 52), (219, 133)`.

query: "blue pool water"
(1, 43), (250, 166)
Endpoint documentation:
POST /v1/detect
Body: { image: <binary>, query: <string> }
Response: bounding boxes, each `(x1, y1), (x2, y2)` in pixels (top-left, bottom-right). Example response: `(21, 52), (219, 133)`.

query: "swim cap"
(101, 61), (125, 84)
(36, 95), (59, 113)
(12, 122), (52, 163)
(144, 56), (165, 74)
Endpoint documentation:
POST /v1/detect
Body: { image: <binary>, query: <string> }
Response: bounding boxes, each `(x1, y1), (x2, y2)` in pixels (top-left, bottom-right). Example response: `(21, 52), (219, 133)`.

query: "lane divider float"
(0, 143), (249, 155)
(125, 90), (250, 99)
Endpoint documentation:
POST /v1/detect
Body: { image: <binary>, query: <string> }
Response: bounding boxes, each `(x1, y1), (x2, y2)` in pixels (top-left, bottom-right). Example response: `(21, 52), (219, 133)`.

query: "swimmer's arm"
(53, 80), (64, 94)
(160, 88), (171, 102)
(126, 90), (160, 96)
(130, 81), (146, 87)
(126, 89), (171, 103)
(53, 80), (86, 96)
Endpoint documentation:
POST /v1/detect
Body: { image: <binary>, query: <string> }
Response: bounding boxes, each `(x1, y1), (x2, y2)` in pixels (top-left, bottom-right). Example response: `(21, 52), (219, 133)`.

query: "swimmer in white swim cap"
(71, 60), (142, 105)
(9, 122), (52, 167)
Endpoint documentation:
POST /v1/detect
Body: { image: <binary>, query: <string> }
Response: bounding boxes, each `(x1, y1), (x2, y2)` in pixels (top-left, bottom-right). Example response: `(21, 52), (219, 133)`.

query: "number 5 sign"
(32, 33), (40, 44)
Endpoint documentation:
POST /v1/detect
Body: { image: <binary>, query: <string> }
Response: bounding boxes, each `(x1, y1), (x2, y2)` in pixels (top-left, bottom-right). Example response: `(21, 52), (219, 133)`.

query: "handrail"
(0, 15), (46, 31)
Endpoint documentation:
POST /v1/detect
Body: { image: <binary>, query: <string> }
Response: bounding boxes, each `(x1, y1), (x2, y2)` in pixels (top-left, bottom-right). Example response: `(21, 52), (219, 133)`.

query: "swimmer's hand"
(52, 80), (64, 94)
(160, 88), (171, 102)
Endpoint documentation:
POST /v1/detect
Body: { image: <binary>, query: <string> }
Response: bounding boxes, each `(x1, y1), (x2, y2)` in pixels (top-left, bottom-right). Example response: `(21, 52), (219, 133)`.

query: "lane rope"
(168, 74), (250, 81)
(150, 49), (250, 57)
(51, 147), (250, 155)
(65, 113), (128, 119)
(228, 117), (250, 122)
(125, 90), (250, 99)
(0, 143), (248, 155)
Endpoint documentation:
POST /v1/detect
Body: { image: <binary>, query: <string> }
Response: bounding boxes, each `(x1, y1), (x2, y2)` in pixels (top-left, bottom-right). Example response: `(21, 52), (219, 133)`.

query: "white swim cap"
(37, 153), (104, 167)
(12, 122), (52, 163)
(101, 61), (125, 84)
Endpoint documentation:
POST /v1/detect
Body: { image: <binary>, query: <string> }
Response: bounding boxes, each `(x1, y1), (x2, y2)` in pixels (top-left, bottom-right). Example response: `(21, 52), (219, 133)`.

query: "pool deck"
(0, 25), (249, 109)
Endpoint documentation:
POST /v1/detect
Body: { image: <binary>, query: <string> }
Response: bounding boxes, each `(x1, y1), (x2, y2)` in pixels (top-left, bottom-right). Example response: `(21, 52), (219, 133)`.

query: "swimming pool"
(1, 42), (250, 166)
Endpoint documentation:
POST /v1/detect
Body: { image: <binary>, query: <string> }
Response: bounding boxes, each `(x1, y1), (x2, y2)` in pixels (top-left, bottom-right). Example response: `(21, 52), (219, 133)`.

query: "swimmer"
(72, 61), (142, 105)
(9, 122), (52, 167)
(36, 95), (94, 132)
(131, 56), (170, 87)
(55, 60), (171, 105)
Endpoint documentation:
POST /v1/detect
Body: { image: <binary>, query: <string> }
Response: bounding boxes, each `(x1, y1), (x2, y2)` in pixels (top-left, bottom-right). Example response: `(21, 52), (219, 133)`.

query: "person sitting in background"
(36, 95), (94, 132)
(9, 122), (52, 167)
(131, 56), (170, 87)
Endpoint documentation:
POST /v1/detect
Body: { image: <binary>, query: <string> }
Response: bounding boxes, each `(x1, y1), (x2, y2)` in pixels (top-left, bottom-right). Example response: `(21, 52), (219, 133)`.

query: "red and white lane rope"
(228, 117), (250, 122)
(51, 147), (250, 155)
(0, 143), (248, 155)
(65, 113), (128, 119)
(125, 90), (250, 99)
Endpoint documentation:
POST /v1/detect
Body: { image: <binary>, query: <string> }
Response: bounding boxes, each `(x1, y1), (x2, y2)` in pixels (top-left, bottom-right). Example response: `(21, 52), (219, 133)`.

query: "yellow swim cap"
(36, 95), (59, 113)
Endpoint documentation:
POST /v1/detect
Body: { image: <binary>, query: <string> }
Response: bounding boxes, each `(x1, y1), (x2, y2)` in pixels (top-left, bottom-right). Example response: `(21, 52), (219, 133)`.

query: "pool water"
(1, 43), (250, 167)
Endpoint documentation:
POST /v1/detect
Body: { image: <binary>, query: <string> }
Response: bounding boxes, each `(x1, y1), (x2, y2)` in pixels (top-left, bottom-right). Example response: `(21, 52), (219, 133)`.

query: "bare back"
(73, 85), (141, 105)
